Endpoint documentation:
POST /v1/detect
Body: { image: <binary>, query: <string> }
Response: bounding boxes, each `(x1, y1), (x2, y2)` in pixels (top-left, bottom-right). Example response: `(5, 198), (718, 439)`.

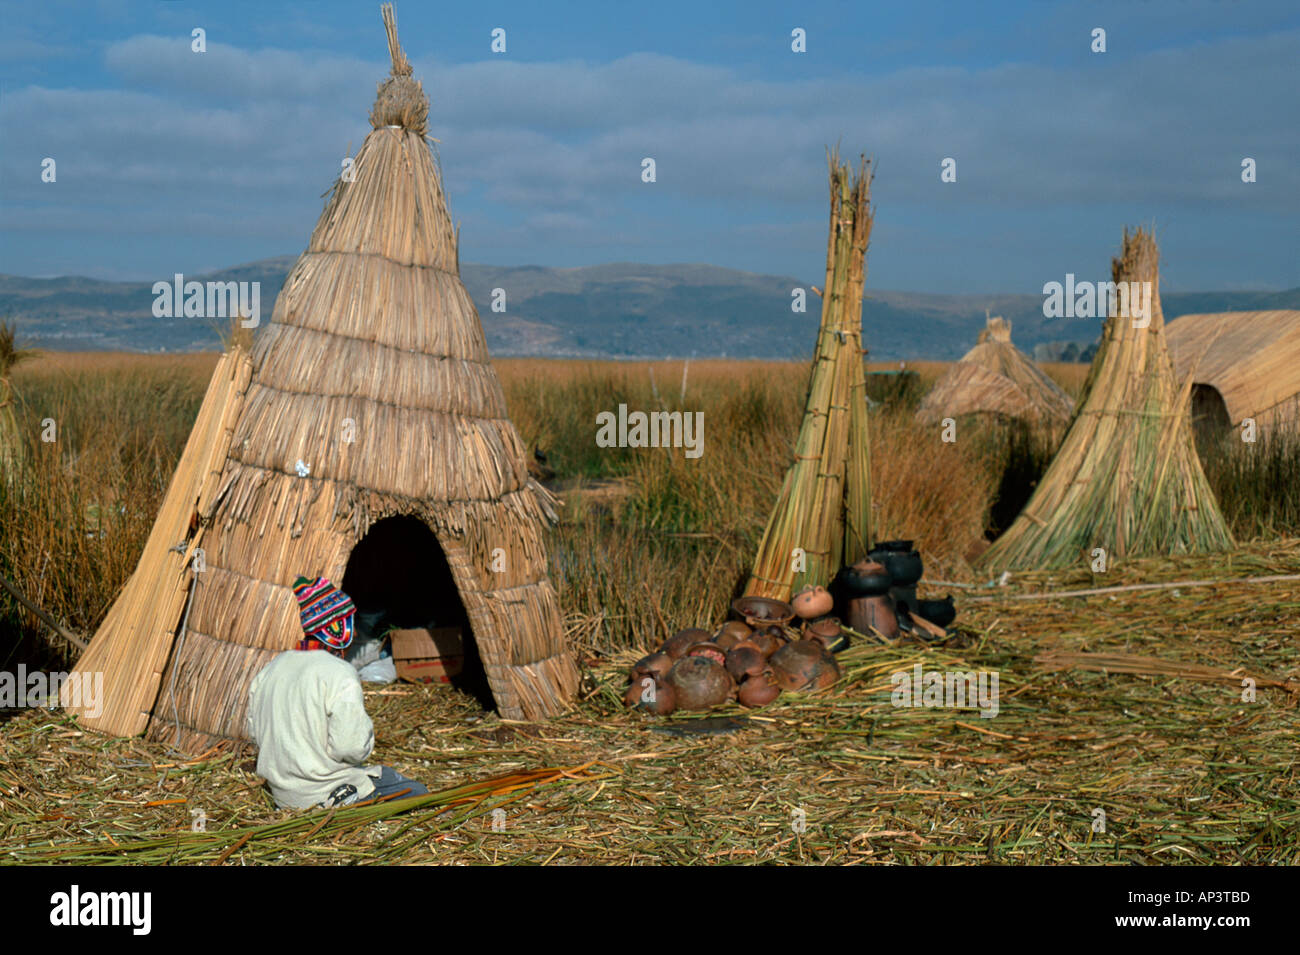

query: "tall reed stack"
(982, 227), (1233, 571)
(746, 152), (874, 600)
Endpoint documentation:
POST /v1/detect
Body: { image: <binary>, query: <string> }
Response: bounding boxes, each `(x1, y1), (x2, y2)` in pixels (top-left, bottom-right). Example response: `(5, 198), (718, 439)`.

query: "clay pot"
(631, 652), (674, 682)
(738, 670), (782, 707)
(715, 620), (753, 642)
(811, 655), (840, 690)
(686, 642), (728, 667)
(805, 615), (842, 638)
(660, 628), (710, 660)
(713, 631), (743, 651)
(769, 640), (840, 692)
(869, 542), (922, 587)
(792, 585), (834, 620)
(846, 594), (898, 638)
(725, 645), (766, 682)
(804, 616), (845, 650)
(623, 675), (677, 715)
(915, 595), (956, 628)
(666, 657), (735, 710)
(731, 596), (796, 628)
(748, 628), (786, 659)
(837, 560), (892, 597)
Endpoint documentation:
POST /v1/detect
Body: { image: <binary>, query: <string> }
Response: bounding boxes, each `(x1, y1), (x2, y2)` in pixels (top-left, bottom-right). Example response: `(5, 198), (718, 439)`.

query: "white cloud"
(0, 27), (1295, 285)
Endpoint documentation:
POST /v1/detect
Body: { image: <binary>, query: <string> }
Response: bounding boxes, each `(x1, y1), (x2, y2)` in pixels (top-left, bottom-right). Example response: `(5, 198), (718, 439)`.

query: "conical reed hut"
(64, 5), (578, 750)
(981, 227), (1233, 571)
(916, 316), (1073, 426)
(745, 152), (874, 601)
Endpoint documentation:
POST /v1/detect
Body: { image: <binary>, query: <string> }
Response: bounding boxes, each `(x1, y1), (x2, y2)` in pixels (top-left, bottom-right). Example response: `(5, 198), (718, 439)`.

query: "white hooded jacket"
(246, 650), (382, 809)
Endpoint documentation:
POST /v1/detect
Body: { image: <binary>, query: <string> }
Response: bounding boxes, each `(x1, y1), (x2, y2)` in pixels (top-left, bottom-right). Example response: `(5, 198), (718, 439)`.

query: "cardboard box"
(390, 627), (464, 684)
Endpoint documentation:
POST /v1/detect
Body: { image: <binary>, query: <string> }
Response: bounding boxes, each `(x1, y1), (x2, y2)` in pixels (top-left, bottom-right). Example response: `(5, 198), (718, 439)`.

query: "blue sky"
(1, 0), (1297, 292)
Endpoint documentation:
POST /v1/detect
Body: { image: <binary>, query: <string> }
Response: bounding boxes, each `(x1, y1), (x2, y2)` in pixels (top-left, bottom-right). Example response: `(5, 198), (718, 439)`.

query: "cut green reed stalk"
(7, 762), (607, 864)
(745, 151), (874, 600)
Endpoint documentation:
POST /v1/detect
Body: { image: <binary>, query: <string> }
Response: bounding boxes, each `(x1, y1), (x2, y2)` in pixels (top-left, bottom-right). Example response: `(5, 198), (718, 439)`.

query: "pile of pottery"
(834, 539), (956, 639)
(623, 593), (843, 715)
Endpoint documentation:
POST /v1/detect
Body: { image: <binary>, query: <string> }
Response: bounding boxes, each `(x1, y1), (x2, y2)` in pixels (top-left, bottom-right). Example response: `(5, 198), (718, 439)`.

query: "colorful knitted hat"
(292, 576), (356, 650)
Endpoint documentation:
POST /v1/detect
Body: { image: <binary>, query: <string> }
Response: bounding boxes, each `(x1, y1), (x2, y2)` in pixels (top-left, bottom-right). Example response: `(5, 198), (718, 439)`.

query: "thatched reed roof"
(1166, 310), (1300, 433)
(916, 316), (1074, 425)
(981, 228), (1233, 571)
(65, 5), (578, 750)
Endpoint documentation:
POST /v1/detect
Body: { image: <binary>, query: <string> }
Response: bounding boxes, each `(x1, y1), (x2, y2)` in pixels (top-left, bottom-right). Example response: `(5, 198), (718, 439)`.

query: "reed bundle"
(982, 228), (1233, 571)
(64, 347), (253, 737)
(64, 5), (577, 751)
(1034, 650), (1300, 694)
(370, 4), (428, 137)
(745, 152), (874, 600)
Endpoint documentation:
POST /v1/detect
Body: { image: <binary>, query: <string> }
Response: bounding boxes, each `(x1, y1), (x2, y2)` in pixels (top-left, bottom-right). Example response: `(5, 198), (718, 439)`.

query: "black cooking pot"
(915, 595), (956, 628)
(874, 539), (914, 552)
(837, 560), (893, 597)
(869, 544), (922, 587)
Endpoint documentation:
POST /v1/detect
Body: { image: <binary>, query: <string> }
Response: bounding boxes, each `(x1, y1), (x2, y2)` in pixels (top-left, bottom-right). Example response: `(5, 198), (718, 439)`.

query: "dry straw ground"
(2, 352), (1298, 864)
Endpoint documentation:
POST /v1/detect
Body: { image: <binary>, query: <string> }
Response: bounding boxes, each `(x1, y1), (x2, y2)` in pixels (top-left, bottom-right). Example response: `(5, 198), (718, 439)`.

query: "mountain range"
(2, 258), (1296, 361)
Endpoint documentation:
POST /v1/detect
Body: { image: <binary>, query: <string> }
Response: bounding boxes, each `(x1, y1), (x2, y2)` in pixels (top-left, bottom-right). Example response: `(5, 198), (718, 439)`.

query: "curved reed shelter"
(65, 5), (578, 750)
(1166, 310), (1300, 440)
(916, 316), (1073, 426)
(982, 228), (1233, 571)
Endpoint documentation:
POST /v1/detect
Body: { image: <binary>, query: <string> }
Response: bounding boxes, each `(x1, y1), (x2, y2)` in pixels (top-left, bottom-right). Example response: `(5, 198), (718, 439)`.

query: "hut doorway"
(340, 515), (493, 709)
(1190, 384), (1232, 456)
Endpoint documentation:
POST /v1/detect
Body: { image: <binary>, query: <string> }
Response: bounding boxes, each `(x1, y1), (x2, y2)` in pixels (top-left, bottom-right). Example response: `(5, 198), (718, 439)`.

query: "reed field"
(0, 352), (1086, 661)
(2, 350), (1299, 865)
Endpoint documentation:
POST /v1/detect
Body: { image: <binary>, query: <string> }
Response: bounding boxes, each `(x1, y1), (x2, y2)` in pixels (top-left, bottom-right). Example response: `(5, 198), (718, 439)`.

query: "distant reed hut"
(64, 5), (578, 750)
(1166, 310), (1300, 443)
(916, 316), (1074, 426)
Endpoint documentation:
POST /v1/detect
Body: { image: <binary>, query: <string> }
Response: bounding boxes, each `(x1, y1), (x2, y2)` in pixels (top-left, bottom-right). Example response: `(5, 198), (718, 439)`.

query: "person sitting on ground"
(246, 575), (429, 810)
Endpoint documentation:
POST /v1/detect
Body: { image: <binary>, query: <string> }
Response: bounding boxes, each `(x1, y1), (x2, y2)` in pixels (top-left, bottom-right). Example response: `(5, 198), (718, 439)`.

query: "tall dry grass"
(0, 353), (214, 667)
(2, 351), (1293, 660)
